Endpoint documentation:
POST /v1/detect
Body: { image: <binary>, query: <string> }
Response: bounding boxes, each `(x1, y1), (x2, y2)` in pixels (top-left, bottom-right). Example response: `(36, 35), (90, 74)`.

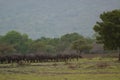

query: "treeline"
(0, 30), (94, 55)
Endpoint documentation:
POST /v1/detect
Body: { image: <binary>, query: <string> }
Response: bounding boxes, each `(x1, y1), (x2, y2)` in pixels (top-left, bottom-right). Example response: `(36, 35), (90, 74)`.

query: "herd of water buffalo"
(0, 53), (82, 64)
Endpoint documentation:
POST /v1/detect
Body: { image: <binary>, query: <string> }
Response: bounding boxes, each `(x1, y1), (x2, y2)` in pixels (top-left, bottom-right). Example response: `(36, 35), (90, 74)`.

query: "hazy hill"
(0, 0), (120, 39)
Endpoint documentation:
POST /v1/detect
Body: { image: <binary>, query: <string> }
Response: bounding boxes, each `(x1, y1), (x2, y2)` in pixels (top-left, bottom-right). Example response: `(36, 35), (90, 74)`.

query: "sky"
(0, 0), (120, 39)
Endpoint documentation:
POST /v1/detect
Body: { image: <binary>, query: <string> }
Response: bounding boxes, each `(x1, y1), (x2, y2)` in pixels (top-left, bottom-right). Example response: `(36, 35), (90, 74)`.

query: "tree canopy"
(0, 31), (94, 55)
(93, 9), (120, 50)
(71, 39), (92, 55)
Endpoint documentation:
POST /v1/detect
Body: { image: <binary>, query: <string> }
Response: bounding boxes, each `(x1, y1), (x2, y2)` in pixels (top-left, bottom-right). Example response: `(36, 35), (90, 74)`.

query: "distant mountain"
(0, 0), (120, 39)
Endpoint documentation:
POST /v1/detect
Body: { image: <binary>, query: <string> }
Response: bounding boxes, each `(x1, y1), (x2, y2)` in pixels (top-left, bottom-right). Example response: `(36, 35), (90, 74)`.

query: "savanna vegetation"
(0, 9), (120, 80)
(0, 57), (120, 80)
(0, 31), (93, 55)
(93, 9), (120, 60)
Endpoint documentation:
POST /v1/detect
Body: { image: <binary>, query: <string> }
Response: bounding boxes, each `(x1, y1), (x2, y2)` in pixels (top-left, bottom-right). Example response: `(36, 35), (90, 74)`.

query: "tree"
(93, 9), (120, 60)
(30, 41), (46, 53)
(2, 30), (22, 44)
(0, 43), (15, 55)
(61, 33), (84, 42)
(1, 30), (32, 54)
(59, 33), (84, 52)
(35, 37), (59, 54)
(17, 34), (32, 54)
(71, 39), (92, 55)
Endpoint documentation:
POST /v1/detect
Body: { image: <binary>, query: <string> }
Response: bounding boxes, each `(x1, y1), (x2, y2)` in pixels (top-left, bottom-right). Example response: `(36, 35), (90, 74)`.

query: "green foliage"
(45, 45), (55, 53)
(2, 30), (22, 44)
(72, 39), (92, 54)
(30, 41), (46, 53)
(93, 9), (120, 50)
(61, 32), (84, 43)
(0, 43), (15, 55)
(0, 31), (32, 54)
(57, 33), (85, 52)
(0, 31), (94, 55)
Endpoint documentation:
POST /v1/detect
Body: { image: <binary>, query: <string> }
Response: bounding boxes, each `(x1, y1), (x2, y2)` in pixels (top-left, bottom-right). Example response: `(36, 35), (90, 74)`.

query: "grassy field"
(0, 57), (120, 80)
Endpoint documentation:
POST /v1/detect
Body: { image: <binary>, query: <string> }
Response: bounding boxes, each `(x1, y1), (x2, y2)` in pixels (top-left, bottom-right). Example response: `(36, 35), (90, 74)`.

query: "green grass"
(0, 58), (120, 80)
